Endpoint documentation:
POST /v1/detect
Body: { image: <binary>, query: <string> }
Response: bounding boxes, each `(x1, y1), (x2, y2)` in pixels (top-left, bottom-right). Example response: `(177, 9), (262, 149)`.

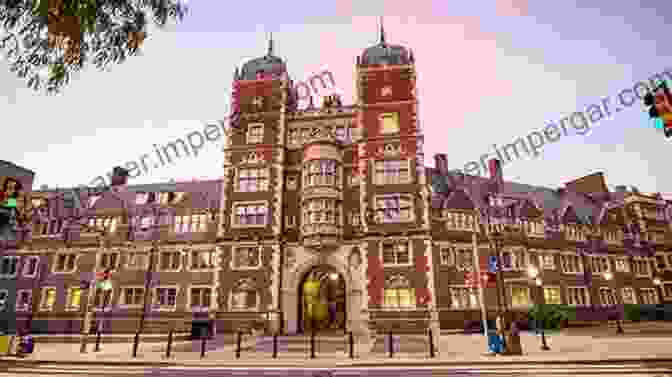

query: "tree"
(528, 303), (569, 332)
(0, 0), (188, 94)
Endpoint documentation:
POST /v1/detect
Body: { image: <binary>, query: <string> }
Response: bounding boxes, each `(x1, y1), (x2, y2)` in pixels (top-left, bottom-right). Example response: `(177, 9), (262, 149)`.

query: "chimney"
(110, 166), (129, 187)
(488, 159), (503, 192)
(614, 185), (628, 192)
(434, 154), (448, 175)
(630, 186), (639, 194)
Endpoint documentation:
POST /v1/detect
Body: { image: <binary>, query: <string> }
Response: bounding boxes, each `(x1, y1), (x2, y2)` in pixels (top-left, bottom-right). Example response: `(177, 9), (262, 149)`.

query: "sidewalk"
(4, 332), (672, 367)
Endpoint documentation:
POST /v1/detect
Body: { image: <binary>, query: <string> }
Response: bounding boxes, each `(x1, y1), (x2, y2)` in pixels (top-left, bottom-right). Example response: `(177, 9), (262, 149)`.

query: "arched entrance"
(297, 265), (346, 333)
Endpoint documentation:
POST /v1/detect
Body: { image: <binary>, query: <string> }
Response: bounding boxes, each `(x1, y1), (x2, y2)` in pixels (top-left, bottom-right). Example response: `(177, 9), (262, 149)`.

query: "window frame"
(125, 251), (149, 270)
(39, 286), (57, 312)
(0, 255), (20, 278)
(509, 285), (532, 308)
(378, 112), (400, 135)
(374, 194), (414, 223)
(159, 251), (183, 272)
(21, 256), (40, 278)
(231, 245), (262, 270)
(187, 285), (214, 312)
(97, 252), (120, 272)
(235, 167), (270, 192)
(538, 253), (556, 270)
(614, 258), (630, 273)
(639, 287), (659, 305)
(447, 285), (480, 310)
(559, 252), (584, 275)
(246, 123), (264, 144)
(229, 279), (259, 312)
(373, 160), (411, 185)
(153, 285), (180, 312)
(231, 201), (269, 228)
(65, 286), (84, 312)
(621, 287), (637, 304)
(380, 240), (413, 267)
(542, 286), (562, 305)
(566, 286), (591, 307)
(598, 287), (618, 306)
(92, 287), (115, 312)
(188, 249), (215, 271)
(120, 286), (146, 308)
(15, 289), (33, 312)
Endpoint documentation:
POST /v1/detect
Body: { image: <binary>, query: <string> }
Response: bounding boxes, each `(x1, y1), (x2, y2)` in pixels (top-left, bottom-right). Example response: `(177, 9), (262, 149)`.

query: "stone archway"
(282, 251), (363, 335)
(297, 265), (346, 333)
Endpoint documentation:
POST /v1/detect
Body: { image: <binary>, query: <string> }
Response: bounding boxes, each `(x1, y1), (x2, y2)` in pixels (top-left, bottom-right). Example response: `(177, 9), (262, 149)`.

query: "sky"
(1, 0), (671, 196)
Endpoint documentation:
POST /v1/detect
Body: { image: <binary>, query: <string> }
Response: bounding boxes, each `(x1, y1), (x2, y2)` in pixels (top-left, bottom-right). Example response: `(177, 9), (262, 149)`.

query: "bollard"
(348, 331), (354, 359)
(94, 330), (102, 352)
(388, 331), (393, 358)
(428, 328), (435, 358)
(132, 332), (140, 357)
(235, 331), (242, 359)
(200, 335), (206, 358)
(310, 329), (316, 359)
(165, 329), (174, 358)
(272, 333), (278, 358)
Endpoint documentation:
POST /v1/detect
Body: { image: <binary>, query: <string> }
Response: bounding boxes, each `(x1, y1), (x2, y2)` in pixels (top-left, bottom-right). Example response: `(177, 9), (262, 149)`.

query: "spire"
(379, 16), (386, 45)
(267, 32), (274, 56)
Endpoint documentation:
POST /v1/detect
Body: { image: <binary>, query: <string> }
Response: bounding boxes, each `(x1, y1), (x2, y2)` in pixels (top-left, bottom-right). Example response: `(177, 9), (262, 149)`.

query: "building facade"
(2, 30), (672, 339)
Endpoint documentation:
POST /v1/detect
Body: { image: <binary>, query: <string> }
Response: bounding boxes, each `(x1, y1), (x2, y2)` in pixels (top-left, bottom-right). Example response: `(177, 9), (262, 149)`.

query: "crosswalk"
(0, 361), (670, 377)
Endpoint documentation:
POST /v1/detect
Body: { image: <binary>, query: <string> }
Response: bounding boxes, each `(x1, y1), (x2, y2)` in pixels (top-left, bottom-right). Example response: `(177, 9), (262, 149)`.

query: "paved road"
(1, 361), (671, 377)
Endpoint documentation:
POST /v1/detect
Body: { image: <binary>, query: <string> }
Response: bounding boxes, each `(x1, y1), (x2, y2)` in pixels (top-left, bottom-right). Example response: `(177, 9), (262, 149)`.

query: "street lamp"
(527, 266), (550, 350)
(603, 272), (623, 334)
(94, 275), (113, 352)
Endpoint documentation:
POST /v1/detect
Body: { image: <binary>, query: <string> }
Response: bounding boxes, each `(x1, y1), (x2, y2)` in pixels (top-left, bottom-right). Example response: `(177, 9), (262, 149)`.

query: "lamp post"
(603, 271), (623, 334)
(132, 242), (158, 357)
(94, 276), (113, 352)
(527, 266), (550, 350)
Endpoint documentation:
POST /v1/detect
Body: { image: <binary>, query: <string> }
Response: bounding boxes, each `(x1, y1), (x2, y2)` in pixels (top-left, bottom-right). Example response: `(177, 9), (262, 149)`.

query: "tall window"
(303, 160), (338, 186)
(155, 287), (178, 309)
(160, 251), (181, 271)
(510, 286), (531, 307)
(122, 287), (144, 307)
(440, 246), (455, 265)
(375, 194), (412, 223)
(126, 252), (148, 270)
(560, 253), (583, 274)
(190, 287), (212, 310)
(98, 252), (119, 271)
(88, 217), (118, 233)
(633, 258), (651, 276)
(567, 287), (590, 306)
(232, 247), (261, 269)
(39, 287), (57, 311)
(0, 256), (19, 278)
(539, 253), (555, 270)
(237, 168), (269, 192)
(501, 249), (528, 271)
(543, 287), (562, 304)
(615, 258), (630, 272)
(230, 279), (258, 311)
(591, 256), (610, 274)
(247, 124), (264, 144)
(16, 290), (32, 312)
(302, 199), (339, 234)
(444, 212), (475, 231)
(382, 242), (410, 266)
(621, 287), (636, 304)
(379, 112), (400, 134)
(374, 160), (410, 185)
(233, 203), (268, 226)
(93, 288), (113, 309)
(190, 250), (214, 270)
(53, 254), (77, 273)
(640, 288), (658, 305)
(449, 286), (479, 309)
(22, 256), (39, 277)
(65, 287), (83, 311)
(455, 248), (473, 271)
(598, 287), (617, 306)
(383, 275), (415, 310)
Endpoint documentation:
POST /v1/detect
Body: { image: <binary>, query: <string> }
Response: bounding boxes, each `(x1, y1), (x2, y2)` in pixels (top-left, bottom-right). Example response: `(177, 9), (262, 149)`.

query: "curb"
(2, 357), (672, 368)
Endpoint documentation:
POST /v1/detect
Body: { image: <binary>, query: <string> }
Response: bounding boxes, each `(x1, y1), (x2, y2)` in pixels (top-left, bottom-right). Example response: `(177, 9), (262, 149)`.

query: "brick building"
(1, 30), (672, 341)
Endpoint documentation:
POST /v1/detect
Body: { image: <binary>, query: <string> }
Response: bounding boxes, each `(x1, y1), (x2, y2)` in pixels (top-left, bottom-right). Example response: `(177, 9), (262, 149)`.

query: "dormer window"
(379, 112), (399, 135)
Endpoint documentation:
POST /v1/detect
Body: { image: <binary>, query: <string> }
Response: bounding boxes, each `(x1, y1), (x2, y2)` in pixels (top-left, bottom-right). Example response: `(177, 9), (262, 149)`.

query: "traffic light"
(643, 81), (672, 138)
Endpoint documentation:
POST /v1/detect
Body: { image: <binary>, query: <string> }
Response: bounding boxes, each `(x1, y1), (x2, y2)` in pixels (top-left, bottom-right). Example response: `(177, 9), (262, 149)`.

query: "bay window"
(381, 241), (411, 266)
(303, 160), (338, 186)
(383, 275), (415, 310)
